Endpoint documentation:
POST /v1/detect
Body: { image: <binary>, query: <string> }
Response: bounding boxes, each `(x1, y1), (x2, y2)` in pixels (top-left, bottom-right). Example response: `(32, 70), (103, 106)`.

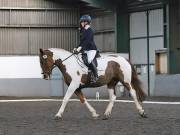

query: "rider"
(73, 15), (98, 82)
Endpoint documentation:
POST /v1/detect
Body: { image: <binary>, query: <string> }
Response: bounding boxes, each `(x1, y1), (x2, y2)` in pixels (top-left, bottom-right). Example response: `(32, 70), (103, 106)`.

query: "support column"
(116, 7), (129, 53)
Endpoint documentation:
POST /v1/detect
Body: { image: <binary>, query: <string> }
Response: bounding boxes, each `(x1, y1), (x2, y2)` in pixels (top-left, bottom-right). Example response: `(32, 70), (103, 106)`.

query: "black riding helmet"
(80, 15), (91, 24)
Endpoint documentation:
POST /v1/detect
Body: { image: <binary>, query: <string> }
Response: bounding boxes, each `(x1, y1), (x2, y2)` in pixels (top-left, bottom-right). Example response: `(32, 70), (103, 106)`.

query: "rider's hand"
(76, 47), (82, 52)
(73, 47), (82, 54)
(73, 48), (77, 53)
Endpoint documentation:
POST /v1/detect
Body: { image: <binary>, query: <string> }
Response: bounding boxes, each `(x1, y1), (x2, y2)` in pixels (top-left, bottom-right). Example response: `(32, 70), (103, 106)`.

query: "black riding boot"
(88, 61), (98, 83)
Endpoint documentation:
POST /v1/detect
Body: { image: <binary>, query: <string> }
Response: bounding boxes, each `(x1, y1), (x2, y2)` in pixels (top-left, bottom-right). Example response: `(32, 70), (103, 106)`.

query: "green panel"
(169, 49), (180, 74)
(116, 9), (129, 53)
(168, 0), (180, 74)
(169, 51), (177, 74)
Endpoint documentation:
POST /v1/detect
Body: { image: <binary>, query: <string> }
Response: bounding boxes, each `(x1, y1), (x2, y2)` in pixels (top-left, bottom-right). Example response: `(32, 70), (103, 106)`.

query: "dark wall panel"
(0, 0), (79, 55)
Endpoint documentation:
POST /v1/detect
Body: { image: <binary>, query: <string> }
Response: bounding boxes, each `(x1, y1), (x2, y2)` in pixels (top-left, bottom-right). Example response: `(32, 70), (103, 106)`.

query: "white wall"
(0, 56), (41, 78)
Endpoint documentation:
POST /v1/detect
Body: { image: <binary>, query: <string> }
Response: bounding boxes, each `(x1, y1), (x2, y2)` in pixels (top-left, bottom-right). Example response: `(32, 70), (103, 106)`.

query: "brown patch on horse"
(55, 59), (72, 86)
(107, 79), (118, 89)
(105, 61), (124, 82)
(75, 89), (85, 103)
(122, 82), (131, 90)
(80, 61), (124, 89)
(81, 74), (89, 84)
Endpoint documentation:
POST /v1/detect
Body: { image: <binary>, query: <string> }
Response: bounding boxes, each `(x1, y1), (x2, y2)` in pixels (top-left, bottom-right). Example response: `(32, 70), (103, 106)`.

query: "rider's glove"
(77, 47), (82, 52)
(73, 48), (77, 53)
(73, 47), (82, 54)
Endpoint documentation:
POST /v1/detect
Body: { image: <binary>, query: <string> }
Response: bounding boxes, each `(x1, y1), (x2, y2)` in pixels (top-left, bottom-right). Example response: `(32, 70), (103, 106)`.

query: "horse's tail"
(130, 64), (146, 102)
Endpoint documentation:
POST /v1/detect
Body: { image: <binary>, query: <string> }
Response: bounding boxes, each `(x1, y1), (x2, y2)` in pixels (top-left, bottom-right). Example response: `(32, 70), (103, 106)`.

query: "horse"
(39, 48), (147, 120)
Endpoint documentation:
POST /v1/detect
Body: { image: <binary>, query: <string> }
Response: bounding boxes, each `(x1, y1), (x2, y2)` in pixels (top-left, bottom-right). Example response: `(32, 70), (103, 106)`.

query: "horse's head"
(39, 48), (54, 80)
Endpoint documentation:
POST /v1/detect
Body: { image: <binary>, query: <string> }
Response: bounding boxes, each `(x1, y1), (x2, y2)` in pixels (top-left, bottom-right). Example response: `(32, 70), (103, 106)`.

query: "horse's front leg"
(55, 81), (79, 120)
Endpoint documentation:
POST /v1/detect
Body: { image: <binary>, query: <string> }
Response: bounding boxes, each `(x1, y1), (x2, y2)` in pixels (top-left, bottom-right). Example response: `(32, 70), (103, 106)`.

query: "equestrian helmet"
(80, 15), (91, 23)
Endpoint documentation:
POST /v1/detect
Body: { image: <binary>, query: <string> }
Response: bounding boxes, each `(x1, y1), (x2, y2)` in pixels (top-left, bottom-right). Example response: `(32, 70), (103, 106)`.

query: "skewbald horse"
(39, 48), (147, 120)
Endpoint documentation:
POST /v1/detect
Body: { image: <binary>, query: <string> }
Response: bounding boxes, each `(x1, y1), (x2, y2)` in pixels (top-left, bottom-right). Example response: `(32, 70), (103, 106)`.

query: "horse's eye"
(43, 55), (48, 59)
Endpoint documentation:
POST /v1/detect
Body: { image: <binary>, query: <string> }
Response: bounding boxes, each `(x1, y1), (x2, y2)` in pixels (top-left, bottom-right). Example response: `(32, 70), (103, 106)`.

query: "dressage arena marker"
(0, 99), (180, 105)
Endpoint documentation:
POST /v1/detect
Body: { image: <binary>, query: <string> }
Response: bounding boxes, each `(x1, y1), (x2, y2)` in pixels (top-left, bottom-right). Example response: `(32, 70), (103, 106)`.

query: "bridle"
(42, 53), (75, 76)
(41, 52), (86, 77)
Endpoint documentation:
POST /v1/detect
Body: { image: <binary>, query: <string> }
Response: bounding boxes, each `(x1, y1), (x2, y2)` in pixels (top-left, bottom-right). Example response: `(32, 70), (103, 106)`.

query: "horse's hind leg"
(75, 89), (99, 118)
(124, 82), (146, 117)
(103, 81), (117, 119)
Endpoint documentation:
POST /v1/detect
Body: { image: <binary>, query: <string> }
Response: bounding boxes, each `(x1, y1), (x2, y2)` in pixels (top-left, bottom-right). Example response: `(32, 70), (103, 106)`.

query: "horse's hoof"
(92, 113), (100, 119)
(102, 114), (110, 120)
(102, 115), (109, 120)
(54, 115), (62, 120)
(140, 112), (148, 118)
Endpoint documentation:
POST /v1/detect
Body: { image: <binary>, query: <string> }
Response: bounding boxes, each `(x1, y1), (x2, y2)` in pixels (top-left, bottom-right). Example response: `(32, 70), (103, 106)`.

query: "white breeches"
(84, 50), (97, 64)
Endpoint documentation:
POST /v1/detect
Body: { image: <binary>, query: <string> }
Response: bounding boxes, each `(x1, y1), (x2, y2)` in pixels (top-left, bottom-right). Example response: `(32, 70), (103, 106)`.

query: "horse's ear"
(39, 48), (44, 54)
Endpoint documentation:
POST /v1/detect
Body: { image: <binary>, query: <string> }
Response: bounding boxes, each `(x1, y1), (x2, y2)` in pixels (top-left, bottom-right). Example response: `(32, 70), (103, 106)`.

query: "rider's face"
(80, 21), (88, 28)
(81, 22), (85, 27)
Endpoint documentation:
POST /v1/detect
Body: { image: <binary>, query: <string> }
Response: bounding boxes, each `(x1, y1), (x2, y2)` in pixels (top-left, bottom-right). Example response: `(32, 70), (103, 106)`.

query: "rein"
(61, 52), (86, 68)
(61, 52), (87, 69)
(62, 53), (75, 62)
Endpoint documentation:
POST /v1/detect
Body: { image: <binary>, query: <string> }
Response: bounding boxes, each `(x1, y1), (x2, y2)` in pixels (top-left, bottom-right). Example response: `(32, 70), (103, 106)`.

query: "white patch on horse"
(43, 55), (47, 59)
